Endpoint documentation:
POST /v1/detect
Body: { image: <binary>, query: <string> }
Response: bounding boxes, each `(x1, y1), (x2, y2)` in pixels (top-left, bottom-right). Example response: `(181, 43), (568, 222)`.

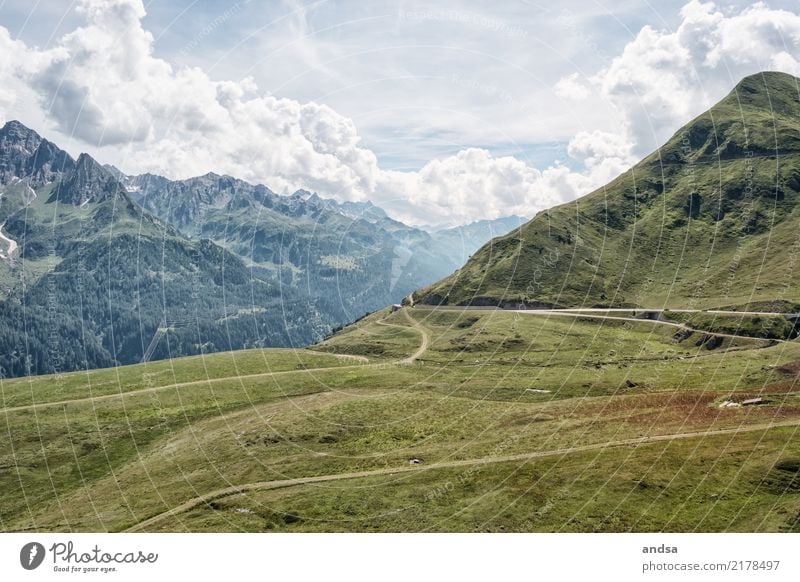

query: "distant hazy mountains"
(0, 120), (523, 377)
(113, 168), (523, 328)
(415, 71), (800, 312)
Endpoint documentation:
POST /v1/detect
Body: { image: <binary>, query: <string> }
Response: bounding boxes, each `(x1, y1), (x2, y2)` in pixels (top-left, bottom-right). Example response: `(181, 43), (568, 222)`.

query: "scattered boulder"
(742, 397), (765, 406)
(719, 397), (769, 408)
(695, 334), (723, 349)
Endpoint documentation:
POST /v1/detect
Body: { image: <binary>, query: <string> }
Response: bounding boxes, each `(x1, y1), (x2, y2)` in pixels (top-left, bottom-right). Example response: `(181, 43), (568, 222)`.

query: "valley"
(3, 71), (800, 534)
(0, 120), (522, 378)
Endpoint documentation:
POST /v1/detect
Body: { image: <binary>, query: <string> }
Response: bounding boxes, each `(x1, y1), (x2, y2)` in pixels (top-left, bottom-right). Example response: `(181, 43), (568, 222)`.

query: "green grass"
(661, 311), (796, 339)
(0, 348), (357, 409)
(152, 428), (800, 533)
(2, 307), (800, 532)
(414, 72), (800, 311)
(315, 309), (421, 359)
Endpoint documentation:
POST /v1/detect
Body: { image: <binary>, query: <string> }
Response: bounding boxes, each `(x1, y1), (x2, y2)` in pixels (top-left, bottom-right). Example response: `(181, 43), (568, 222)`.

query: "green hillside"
(3, 306), (800, 532)
(414, 71), (800, 310)
(5, 73), (800, 534)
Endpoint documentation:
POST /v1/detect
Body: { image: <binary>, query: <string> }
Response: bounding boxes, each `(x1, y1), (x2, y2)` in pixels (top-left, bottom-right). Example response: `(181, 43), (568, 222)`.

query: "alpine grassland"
(4, 72), (800, 533)
(3, 307), (800, 532)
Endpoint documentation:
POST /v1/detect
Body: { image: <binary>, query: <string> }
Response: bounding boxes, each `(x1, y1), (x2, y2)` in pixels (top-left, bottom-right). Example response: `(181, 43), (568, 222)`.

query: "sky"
(1, 0), (800, 227)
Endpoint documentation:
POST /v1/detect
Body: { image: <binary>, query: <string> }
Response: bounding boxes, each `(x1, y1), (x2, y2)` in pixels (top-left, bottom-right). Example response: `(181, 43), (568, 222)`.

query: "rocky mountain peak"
(0, 120), (72, 186)
(49, 152), (121, 206)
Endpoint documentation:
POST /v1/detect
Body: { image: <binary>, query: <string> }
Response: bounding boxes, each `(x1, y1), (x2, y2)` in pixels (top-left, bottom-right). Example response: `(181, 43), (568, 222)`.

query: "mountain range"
(414, 71), (800, 312)
(9, 71), (795, 380)
(7, 71), (800, 536)
(0, 120), (522, 378)
(114, 168), (523, 324)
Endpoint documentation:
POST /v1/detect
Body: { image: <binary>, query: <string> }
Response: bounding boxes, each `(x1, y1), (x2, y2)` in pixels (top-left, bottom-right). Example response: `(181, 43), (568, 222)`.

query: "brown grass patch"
(777, 360), (800, 377)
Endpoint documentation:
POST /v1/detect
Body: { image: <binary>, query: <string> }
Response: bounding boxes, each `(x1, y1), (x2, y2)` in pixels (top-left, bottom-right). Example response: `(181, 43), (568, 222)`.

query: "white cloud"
(0, 28), (47, 127)
(4, 0), (381, 202)
(0, 0), (569, 226)
(591, 0), (800, 154)
(379, 148), (561, 227)
(1, 0), (800, 228)
(542, 0), (800, 207)
(0, 29), (24, 119)
(554, 73), (590, 101)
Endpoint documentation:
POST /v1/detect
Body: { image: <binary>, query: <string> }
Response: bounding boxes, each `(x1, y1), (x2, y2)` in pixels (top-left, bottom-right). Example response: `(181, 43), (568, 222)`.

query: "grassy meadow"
(2, 307), (800, 532)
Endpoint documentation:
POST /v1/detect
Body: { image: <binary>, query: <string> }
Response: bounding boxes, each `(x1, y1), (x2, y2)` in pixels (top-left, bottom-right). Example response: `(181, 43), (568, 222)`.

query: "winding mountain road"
(509, 309), (788, 344)
(413, 305), (791, 344)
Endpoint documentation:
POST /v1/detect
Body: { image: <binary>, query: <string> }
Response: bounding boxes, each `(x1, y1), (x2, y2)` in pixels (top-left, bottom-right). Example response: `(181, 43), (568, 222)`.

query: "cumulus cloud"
(2, 0), (381, 202)
(0, 27), (47, 126)
(0, 29), (24, 118)
(0, 0), (570, 226)
(539, 0), (800, 209)
(379, 149), (562, 227)
(554, 73), (590, 101)
(1, 0), (800, 227)
(590, 0), (800, 154)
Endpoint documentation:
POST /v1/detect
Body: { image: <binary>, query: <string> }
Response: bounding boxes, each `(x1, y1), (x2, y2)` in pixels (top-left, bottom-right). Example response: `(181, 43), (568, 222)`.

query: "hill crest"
(413, 71), (800, 311)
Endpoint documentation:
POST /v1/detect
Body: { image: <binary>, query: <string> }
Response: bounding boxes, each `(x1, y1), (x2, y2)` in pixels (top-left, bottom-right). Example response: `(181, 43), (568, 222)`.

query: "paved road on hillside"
(414, 305), (797, 317)
(509, 310), (788, 344)
(557, 307), (800, 317)
(124, 417), (800, 532)
(413, 305), (790, 344)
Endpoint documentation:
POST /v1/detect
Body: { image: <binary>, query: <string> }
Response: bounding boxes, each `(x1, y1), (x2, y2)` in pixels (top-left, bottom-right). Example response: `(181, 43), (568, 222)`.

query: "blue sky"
(1, 0), (800, 226)
(1, 0), (688, 169)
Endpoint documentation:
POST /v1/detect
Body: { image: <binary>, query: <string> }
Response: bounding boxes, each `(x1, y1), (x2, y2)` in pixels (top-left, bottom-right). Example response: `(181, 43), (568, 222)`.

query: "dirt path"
(0, 363), (372, 415)
(1, 310), (428, 415)
(1, 305), (782, 415)
(305, 350), (369, 363)
(124, 417), (800, 532)
(402, 308), (429, 363)
(374, 308), (429, 364)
